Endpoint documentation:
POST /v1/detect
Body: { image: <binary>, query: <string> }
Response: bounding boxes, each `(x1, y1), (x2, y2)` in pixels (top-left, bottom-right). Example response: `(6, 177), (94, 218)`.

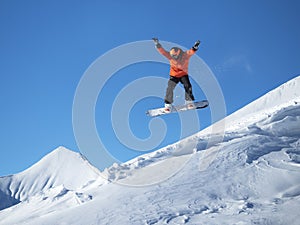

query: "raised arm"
(152, 38), (172, 60)
(186, 40), (201, 56)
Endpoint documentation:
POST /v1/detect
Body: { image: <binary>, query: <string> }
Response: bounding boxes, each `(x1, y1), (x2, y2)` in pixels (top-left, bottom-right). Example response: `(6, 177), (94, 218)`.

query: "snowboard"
(146, 100), (209, 117)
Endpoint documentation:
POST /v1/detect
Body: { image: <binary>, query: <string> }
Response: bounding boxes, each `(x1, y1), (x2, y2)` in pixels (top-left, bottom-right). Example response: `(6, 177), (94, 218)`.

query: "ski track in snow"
(0, 76), (300, 224)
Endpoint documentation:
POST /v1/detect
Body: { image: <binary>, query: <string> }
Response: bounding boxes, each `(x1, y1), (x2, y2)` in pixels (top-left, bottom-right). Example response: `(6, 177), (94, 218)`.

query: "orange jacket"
(157, 46), (196, 77)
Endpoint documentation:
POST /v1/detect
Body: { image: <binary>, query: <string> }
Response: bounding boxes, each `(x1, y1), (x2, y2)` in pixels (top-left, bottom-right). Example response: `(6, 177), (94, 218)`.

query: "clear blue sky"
(1, 0), (299, 175)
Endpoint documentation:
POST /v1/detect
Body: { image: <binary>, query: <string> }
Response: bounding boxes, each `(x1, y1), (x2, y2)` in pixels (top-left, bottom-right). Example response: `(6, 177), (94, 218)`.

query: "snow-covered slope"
(0, 76), (300, 225)
(103, 75), (300, 186)
(0, 146), (102, 210)
(222, 75), (300, 131)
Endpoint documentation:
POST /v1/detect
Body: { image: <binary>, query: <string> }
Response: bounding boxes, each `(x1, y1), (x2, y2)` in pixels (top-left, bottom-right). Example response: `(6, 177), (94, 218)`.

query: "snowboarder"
(152, 38), (200, 113)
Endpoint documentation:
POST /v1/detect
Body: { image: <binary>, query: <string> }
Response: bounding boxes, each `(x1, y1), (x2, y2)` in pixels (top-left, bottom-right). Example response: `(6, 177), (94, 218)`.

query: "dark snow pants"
(164, 75), (195, 104)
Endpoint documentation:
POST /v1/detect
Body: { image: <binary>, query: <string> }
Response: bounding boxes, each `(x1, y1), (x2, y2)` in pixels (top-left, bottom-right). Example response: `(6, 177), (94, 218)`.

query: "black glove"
(152, 37), (161, 48)
(152, 37), (159, 44)
(192, 40), (201, 51)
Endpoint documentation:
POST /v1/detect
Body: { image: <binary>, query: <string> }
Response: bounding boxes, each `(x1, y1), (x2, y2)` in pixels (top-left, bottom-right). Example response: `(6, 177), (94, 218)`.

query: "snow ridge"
(223, 75), (300, 130)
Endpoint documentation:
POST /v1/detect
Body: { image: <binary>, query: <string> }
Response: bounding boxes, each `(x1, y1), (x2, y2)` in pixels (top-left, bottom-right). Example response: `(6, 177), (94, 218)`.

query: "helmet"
(170, 47), (182, 59)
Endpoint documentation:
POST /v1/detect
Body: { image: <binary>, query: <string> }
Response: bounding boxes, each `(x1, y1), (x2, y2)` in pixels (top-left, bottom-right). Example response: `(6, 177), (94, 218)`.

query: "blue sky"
(1, 0), (300, 175)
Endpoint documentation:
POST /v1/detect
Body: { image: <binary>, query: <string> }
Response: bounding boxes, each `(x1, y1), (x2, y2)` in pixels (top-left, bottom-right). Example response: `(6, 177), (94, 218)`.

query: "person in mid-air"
(152, 38), (200, 113)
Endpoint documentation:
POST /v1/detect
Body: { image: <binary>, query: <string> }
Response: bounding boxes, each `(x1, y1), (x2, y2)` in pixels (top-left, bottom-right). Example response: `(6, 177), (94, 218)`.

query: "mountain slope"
(0, 146), (102, 210)
(103, 75), (300, 186)
(0, 76), (299, 225)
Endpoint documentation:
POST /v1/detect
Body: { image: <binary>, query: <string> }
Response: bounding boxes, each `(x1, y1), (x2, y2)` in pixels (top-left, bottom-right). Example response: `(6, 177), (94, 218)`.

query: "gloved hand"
(193, 40), (201, 51)
(152, 37), (159, 44)
(152, 38), (161, 48)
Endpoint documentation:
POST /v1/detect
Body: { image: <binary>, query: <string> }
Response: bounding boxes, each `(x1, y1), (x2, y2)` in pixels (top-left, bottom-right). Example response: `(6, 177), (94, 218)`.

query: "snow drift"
(0, 76), (300, 225)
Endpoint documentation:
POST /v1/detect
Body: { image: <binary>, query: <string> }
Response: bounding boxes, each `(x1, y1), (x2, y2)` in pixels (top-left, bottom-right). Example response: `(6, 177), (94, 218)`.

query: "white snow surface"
(1, 76), (300, 225)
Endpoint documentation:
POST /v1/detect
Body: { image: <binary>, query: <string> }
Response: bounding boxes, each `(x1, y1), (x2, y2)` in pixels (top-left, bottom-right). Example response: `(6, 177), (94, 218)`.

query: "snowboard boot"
(186, 100), (195, 110)
(164, 103), (172, 113)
